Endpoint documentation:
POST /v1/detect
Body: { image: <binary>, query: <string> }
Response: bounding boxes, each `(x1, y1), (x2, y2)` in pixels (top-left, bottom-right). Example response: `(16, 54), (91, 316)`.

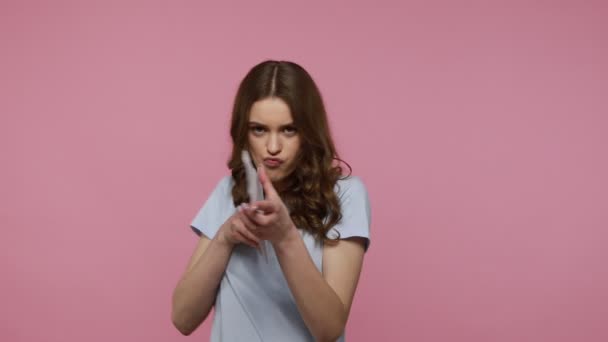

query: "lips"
(263, 158), (284, 168)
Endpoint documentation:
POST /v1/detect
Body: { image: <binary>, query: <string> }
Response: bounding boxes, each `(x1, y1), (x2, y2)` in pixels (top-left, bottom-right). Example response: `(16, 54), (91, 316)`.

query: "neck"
(271, 174), (294, 195)
(272, 179), (286, 194)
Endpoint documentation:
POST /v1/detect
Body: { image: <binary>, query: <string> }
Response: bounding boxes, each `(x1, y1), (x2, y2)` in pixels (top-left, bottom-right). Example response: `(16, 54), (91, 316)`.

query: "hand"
(217, 211), (261, 249)
(238, 165), (297, 246)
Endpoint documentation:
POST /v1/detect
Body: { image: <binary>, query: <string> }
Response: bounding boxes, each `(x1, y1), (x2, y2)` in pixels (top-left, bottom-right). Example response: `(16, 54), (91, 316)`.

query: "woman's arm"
(171, 233), (233, 335)
(171, 214), (262, 335)
(239, 166), (367, 341)
(273, 227), (366, 342)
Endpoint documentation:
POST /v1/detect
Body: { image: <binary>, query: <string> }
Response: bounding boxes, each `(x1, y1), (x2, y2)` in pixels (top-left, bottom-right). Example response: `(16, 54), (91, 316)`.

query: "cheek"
(288, 139), (301, 157)
(284, 141), (301, 168)
(247, 138), (264, 164)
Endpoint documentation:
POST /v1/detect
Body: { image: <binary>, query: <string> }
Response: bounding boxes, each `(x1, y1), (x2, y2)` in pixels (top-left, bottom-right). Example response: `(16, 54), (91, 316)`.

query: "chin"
(269, 174), (283, 182)
(267, 170), (285, 182)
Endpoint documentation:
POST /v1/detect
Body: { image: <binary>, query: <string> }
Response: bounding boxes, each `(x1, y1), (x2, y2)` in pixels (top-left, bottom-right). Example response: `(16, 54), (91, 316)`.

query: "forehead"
(249, 97), (293, 124)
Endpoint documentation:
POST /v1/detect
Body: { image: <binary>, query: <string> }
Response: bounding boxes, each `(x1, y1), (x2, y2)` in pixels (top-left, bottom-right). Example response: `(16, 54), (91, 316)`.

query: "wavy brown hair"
(227, 60), (351, 244)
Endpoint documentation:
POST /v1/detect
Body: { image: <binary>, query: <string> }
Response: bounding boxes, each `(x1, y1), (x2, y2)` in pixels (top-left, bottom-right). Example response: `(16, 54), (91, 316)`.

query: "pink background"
(1, 1), (607, 341)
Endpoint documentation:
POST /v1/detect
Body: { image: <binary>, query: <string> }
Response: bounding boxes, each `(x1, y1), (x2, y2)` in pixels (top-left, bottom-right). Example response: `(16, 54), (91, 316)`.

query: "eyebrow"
(248, 121), (295, 129)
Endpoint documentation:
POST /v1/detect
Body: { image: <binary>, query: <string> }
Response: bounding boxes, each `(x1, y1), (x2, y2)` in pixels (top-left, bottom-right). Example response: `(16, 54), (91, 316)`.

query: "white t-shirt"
(190, 175), (371, 342)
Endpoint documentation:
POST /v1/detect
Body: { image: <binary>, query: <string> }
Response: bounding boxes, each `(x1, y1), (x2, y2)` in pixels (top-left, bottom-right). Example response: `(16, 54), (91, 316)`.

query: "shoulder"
(216, 174), (234, 191)
(208, 174), (234, 198)
(335, 175), (369, 199)
(189, 175), (235, 238)
(328, 175), (372, 249)
(197, 174), (235, 212)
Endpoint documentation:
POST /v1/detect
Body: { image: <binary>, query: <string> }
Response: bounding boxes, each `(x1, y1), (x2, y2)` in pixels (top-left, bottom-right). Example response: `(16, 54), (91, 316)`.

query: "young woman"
(171, 60), (371, 342)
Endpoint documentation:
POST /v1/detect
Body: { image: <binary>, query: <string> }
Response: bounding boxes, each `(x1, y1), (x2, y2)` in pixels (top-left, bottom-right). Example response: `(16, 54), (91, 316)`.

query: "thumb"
(258, 164), (278, 199)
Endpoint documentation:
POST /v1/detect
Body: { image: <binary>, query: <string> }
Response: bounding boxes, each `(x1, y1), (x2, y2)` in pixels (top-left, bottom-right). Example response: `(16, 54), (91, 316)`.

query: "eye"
(283, 126), (297, 136)
(250, 126), (266, 135)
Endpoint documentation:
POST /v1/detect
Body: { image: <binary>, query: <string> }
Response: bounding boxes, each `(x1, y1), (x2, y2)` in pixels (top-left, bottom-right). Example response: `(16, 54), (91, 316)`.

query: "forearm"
(172, 234), (233, 335)
(273, 227), (346, 342)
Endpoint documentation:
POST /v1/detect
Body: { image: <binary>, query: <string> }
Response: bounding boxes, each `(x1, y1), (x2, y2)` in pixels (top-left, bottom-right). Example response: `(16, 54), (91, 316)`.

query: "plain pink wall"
(1, 1), (607, 341)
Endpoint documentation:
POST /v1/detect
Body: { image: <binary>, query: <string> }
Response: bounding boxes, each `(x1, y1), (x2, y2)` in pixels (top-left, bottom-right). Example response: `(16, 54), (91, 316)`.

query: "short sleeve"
(328, 176), (372, 252)
(190, 176), (233, 239)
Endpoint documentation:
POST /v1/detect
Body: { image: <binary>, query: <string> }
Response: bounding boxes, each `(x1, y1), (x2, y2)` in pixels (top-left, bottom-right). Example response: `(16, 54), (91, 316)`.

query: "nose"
(266, 133), (282, 155)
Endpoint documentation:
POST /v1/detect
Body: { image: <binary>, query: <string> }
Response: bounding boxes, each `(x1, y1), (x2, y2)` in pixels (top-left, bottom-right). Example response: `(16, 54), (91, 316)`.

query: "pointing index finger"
(250, 200), (276, 215)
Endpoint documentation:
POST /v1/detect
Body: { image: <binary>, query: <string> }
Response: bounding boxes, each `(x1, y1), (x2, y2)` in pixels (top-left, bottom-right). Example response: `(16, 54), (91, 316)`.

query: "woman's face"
(247, 97), (301, 184)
